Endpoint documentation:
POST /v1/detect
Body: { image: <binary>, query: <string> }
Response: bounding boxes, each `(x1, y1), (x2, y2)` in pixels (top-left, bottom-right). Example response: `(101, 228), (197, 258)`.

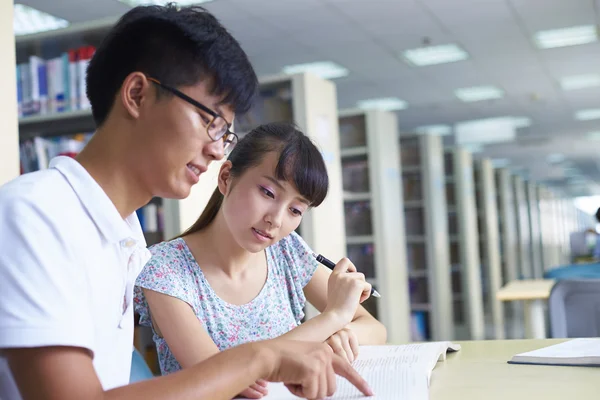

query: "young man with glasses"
(0, 4), (371, 400)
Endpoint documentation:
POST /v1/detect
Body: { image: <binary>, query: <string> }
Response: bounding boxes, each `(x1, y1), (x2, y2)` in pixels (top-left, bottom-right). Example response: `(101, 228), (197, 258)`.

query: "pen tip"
(311, 252), (318, 258)
(372, 290), (381, 298)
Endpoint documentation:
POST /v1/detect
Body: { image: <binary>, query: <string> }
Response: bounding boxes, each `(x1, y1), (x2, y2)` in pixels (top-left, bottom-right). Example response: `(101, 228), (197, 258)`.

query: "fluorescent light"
(534, 25), (597, 49)
(512, 117), (532, 129)
(14, 4), (69, 36)
(119, 0), (213, 6)
(357, 97), (407, 111)
(454, 117), (515, 145)
(560, 74), (600, 90)
(586, 131), (600, 141)
(415, 124), (452, 136)
(402, 44), (469, 67)
(575, 108), (600, 121)
(563, 167), (581, 177)
(492, 158), (510, 168)
(463, 143), (483, 153)
(455, 85), (504, 102)
(282, 61), (349, 80)
(546, 153), (566, 164)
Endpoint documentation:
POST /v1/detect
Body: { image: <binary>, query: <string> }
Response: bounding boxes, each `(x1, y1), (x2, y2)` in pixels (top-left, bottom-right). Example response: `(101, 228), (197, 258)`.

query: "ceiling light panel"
(512, 117), (532, 129)
(575, 108), (600, 121)
(14, 4), (69, 36)
(357, 97), (408, 111)
(415, 124), (452, 136)
(492, 158), (511, 168)
(586, 131), (600, 141)
(119, 0), (213, 6)
(560, 74), (600, 90)
(534, 25), (598, 49)
(402, 44), (469, 67)
(282, 61), (349, 80)
(455, 86), (504, 102)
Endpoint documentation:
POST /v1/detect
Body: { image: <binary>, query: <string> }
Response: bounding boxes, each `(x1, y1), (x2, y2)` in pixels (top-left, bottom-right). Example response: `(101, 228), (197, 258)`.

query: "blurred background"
(8, 0), (600, 373)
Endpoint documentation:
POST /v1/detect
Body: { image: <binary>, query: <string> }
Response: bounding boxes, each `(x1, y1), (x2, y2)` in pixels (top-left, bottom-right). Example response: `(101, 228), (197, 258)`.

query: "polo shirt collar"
(50, 156), (145, 245)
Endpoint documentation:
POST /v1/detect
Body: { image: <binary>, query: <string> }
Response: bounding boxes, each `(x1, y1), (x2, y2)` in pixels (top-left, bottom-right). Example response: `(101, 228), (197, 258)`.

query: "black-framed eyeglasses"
(147, 77), (238, 155)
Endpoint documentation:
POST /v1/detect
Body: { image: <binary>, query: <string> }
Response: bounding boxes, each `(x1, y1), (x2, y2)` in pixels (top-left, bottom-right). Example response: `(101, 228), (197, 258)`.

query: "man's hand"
(326, 327), (359, 364)
(260, 340), (372, 400)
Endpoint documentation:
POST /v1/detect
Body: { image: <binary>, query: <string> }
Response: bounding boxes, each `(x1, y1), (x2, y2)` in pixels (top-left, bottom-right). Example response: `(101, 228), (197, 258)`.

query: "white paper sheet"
(513, 338), (600, 360)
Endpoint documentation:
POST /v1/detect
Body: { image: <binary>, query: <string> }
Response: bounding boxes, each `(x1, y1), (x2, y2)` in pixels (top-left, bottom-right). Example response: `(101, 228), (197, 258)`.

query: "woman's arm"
(279, 259), (385, 344)
(143, 288), (220, 367)
(143, 288), (269, 398)
(302, 264), (387, 345)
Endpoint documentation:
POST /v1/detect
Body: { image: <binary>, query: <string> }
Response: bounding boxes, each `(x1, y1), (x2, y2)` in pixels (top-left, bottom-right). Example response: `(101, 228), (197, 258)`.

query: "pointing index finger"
(331, 354), (373, 396)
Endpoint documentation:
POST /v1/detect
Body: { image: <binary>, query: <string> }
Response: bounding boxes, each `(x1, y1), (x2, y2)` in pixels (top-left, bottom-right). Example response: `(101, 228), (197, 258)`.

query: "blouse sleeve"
(271, 231), (319, 322)
(133, 239), (197, 328)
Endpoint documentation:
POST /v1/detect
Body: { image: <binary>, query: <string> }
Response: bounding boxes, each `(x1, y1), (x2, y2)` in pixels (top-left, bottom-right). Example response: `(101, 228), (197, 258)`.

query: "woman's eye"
(291, 208), (303, 216)
(260, 187), (275, 199)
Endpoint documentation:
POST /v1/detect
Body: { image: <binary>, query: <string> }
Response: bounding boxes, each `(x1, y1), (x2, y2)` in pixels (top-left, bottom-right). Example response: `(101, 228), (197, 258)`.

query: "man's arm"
(7, 340), (372, 400)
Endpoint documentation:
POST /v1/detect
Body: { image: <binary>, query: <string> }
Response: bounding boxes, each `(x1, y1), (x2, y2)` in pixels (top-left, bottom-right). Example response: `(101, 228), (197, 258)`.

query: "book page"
(241, 342), (459, 399)
(250, 369), (429, 400)
(513, 338), (600, 360)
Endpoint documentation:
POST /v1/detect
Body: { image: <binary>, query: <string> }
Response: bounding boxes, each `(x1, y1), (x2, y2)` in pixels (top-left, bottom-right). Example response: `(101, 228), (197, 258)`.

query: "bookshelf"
(399, 133), (453, 341)
(537, 186), (560, 272)
(234, 73), (347, 321)
(19, 109), (94, 139)
(1, 1), (18, 186)
(337, 109), (410, 344)
(526, 182), (543, 279)
(495, 168), (521, 339)
(444, 148), (484, 341)
(513, 175), (532, 279)
(473, 159), (504, 339)
(494, 169), (518, 284)
(556, 198), (570, 264)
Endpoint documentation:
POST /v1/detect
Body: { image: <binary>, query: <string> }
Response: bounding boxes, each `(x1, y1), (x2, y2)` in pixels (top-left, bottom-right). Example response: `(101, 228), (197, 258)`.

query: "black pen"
(312, 253), (381, 298)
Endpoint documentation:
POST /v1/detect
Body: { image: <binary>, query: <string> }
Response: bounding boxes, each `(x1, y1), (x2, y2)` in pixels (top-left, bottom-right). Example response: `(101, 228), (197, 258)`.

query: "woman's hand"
(323, 258), (372, 325)
(237, 379), (269, 399)
(326, 327), (360, 364)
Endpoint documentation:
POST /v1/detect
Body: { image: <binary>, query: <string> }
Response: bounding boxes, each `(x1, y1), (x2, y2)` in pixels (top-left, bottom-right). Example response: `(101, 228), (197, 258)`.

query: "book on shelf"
(17, 45), (96, 118)
(508, 338), (600, 367)
(240, 342), (460, 399)
(19, 133), (93, 174)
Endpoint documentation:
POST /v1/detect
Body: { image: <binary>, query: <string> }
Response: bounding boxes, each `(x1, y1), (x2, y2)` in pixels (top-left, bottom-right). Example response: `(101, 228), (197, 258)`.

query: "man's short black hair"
(86, 3), (258, 127)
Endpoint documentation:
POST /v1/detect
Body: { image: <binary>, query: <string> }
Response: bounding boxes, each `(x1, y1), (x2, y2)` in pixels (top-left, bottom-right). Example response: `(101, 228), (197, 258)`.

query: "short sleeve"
(271, 232), (319, 323)
(133, 239), (197, 328)
(278, 231), (319, 288)
(0, 198), (94, 351)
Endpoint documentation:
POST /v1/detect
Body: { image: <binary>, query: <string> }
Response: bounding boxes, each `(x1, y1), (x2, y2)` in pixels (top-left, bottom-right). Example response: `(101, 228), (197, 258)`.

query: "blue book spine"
(16, 66), (22, 117)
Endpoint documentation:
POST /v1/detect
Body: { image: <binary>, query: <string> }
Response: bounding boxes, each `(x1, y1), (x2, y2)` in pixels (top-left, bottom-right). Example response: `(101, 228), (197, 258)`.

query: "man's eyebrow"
(263, 175), (311, 205)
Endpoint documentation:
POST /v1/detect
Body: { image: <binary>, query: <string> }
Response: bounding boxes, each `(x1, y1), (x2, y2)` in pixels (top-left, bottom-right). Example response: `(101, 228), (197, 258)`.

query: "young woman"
(134, 122), (386, 398)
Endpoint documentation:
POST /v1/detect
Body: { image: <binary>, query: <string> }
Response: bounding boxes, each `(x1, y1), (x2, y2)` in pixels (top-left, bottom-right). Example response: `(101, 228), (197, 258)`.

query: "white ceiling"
(18, 0), (600, 196)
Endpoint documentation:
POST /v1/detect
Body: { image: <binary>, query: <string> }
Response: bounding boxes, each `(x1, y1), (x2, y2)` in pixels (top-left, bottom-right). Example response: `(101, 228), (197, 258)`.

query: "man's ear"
(120, 72), (150, 120)
(217, 161), (233, 195)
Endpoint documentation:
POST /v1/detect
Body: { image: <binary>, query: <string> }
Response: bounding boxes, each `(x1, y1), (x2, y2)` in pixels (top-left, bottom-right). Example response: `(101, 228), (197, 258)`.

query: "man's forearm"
(106, 342), (275, 400)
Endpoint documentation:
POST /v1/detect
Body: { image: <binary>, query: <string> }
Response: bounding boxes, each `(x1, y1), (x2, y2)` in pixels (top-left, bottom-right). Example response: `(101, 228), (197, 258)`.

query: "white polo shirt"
(0, 156), (151, 399)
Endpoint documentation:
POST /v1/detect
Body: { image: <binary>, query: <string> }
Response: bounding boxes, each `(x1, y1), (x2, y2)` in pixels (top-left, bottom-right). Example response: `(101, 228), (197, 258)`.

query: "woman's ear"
(217, 161), (233, 195)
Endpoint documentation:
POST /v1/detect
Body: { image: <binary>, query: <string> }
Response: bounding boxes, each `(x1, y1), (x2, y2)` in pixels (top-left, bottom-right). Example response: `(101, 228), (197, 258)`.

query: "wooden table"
(496, 279), (555, 338)
(430, 339), (598, 399)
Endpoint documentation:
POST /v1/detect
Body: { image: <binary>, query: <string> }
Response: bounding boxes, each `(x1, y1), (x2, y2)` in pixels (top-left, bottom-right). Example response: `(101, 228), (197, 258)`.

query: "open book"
(241, 341), (460, 400)
(508, 338), (600, 367)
